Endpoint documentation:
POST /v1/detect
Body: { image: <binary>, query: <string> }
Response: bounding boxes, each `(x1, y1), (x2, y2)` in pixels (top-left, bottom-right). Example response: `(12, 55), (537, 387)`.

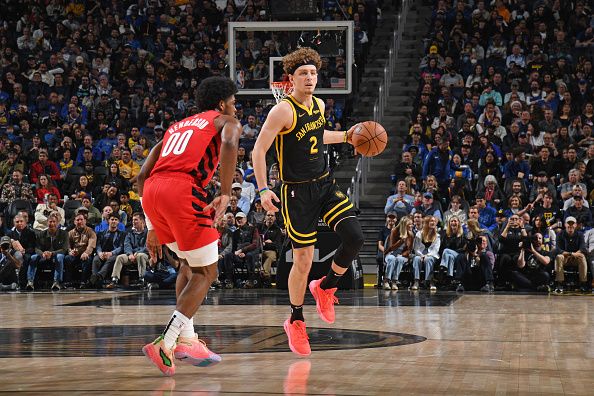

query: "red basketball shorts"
(142, 173), (218, 255)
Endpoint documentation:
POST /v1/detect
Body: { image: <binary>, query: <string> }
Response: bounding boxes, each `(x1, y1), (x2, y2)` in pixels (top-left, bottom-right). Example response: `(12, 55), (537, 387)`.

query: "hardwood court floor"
(1, 289), (593, 395)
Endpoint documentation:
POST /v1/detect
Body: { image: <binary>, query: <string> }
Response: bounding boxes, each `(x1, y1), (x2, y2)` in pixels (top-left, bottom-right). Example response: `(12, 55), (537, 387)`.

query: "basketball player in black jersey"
(252, 47), (365, 356)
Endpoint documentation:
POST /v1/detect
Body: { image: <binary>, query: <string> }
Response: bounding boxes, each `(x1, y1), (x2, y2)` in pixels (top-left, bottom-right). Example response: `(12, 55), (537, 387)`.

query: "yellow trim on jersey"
(278, 134), (284, 181)
(326, 203), (354, 226)
(278, 98), (297, 135)
(322, 197), (350, 223)
(289, 95), (315, 116)
(281, 184), (317, 244)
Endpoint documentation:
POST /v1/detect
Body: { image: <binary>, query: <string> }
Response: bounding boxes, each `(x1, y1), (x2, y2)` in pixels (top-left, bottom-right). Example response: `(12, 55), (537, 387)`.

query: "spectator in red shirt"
(30, 150), (61, 185)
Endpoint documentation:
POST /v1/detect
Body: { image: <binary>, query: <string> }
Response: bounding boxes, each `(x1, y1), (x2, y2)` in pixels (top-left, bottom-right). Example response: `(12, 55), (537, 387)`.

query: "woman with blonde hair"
(384, 216), (414, 290)
(439, 215), (466, 279)
(412, 216), (441, 291)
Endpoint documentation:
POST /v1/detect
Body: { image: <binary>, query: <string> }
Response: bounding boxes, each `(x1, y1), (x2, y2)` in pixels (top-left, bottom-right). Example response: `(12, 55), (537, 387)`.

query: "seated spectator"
(258, 211), (283, 287)
(65, 213), (96, 287)
(225, 196), (242, 217)
(106, 213), (148, 289)
(384, 216), (414, 290)
(0, 235), (23, 291)
(116, 148), (140, 182)
(7, 214), (36, 288)
(560, 169), (588, 201)
(531, 215), (557, 253)
(474, 194), (497, 231)
(30, 149), (61, 185)
(240, 114), (260, 152)
(247, 198), (266, 228)
(585, 228), (594, 291)
(234, 168), (255, 203)
(144, 247), (179, 290)
(27, 214), (67, 291)
(443, 195), (467, 224)
(563, 195), (593, 228)
(95, 206), (126, 233)
(68, 175), (94, 201)
(231, 183), (251, 214)
(411, 192), (442, 222)
(554, 217), (588, 294)
(33, 193), (65, 231)
(454, 238), (494, 292)
(562, 185), (589, 211)
(86, 213), (125, 288)
(80, 197), (101, 227)
(498, 213), (528, 282)
(35, 174), (62, 204)
(411, 216), (440, 291)
(385, 180), (414, 217)
(511, 233), (552, 292)
(480, 175), (505, 208)
(393, 151), (421, 182)
(439, 216), (466, 280)
(223, 212), (260, 289)
(0, 169), (35, 208)
(104, 163), (129, 192)
(0, 150), (25, 187)
(109, 200), (128, 228)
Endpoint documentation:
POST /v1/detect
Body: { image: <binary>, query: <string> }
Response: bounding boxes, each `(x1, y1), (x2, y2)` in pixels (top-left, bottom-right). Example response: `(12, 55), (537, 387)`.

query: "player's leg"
(284, 244), (314, 356)
(309, 217), (364, 323)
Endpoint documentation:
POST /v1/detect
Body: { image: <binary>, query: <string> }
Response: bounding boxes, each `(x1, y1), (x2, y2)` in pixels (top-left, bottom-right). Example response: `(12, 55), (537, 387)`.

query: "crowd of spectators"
(0, 0), (379, 291)
(381, 0), (594, 294)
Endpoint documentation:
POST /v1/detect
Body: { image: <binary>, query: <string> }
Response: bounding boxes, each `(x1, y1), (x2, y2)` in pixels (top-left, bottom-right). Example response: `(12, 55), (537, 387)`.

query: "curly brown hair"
(282, 47), (322, 75)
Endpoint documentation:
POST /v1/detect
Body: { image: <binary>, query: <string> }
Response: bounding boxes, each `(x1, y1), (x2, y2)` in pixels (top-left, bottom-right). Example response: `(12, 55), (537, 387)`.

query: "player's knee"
(334, 218), (364, 268)
(336, 218), (364, 252)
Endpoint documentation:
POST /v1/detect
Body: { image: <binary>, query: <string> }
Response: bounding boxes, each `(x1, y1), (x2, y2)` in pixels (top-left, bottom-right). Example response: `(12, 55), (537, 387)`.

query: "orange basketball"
(351, 121), (388, 157)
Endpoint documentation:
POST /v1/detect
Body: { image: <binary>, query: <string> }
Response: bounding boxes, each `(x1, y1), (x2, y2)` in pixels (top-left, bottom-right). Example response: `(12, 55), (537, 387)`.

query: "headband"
(288, 60), (317, 75)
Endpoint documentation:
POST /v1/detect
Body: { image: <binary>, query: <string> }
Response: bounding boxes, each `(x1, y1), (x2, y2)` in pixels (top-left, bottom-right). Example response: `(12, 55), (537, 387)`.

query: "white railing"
(350, 0), (410, 207)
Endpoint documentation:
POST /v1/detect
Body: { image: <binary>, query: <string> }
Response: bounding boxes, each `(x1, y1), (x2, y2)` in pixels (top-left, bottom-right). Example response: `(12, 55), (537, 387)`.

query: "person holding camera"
(497, 214), (527, 282)
(454, 238), (495, 292)
(0, 236), (23, 291)
(511, 233), (552, 292)
(27, 214), (68, 290)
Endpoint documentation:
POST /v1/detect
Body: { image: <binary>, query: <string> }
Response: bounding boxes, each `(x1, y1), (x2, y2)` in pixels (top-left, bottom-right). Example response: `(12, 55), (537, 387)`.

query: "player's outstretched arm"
(253, 103), (291, 212)
(317, 98), (359, 147)
(205, 115), (242, 222)
(137, 140), (163, 261)
(137, 140), (163, 197)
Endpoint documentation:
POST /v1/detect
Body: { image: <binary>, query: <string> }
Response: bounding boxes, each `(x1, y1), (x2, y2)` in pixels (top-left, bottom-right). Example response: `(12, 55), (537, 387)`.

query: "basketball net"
(271, 81), (294, 104)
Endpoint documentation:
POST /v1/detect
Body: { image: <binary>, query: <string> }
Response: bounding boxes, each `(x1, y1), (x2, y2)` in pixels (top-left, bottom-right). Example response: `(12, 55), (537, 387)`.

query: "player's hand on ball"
(346, 123), (360, 146)
(147, 229), (163, 262)
(260, 190), (280, 212)
(205, 194), (230, 224)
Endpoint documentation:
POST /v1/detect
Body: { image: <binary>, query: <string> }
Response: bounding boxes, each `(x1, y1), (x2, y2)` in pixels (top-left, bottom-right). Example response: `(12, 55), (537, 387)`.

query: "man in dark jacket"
(554, 216), (588, 293)
(8, 213), (36, 288)
(106, 212), (148, 289)
(223, 212), (260, 289)
(27, 214), (68, 290)
(87, 213), (125, 288)
(258, 211), (283, 287)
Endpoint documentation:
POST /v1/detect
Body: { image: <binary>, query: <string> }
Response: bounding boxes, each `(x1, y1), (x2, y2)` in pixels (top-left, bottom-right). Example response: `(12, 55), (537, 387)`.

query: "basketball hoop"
(271, 81), (294, 103)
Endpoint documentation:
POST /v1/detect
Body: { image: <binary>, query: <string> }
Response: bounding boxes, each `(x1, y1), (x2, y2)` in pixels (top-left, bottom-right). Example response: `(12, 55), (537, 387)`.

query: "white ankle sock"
(162, 310), (190, 349)
(179, 317), (195, 338)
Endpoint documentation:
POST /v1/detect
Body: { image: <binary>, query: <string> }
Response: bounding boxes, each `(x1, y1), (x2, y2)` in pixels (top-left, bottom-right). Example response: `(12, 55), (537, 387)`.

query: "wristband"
(343, 130), (348, 143)
(259, 188), (270, 196)
(139, 197), (154, 230)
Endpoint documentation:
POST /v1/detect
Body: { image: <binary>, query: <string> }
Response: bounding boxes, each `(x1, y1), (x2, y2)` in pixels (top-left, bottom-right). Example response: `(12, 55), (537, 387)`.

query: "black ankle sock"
(290, 304), (304, 323)
(320, 269), (343, 290)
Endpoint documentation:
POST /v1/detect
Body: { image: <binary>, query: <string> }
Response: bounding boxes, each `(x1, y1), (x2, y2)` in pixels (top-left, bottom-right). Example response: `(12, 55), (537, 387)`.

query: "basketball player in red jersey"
(138, 77), (242, 376)
(252, 48), (364, 356)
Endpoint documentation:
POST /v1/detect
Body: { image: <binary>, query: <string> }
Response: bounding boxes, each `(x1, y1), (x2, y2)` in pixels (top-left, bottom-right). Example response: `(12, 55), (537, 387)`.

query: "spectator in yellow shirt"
(116, 148), (140, 182)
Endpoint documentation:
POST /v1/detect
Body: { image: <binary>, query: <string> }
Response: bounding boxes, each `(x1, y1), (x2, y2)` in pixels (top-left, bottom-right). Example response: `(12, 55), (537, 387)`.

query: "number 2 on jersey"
(309, 136), (318, 155)
(162, 130), (193, 156)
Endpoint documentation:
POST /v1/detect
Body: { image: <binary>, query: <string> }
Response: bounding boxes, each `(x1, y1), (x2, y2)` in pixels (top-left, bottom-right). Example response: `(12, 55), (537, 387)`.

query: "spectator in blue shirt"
(475, 192), (497, 232)
(422, 137), (452, 191)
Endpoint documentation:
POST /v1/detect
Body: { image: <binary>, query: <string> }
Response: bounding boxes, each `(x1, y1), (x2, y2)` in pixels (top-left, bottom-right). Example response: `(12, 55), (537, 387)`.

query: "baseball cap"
(0, 236), (11, 245)
(496, 209), (506, 217)
(49, 105), (57, 112)
(429, 45), (438, 54)
(518, 132), (527, 138)
(578, 79), (587, 84)
(537, 171), (548, 177)
(423, 192), (433, 199)
(386, 211), (397, 218)
(235, 211), (246, 218)
(154, 125), (164, 131)
(76, 206), (89, 214)
(565, 216), (577, 224)
(231, 182), (243, 189)
(573, 195), (583, 200)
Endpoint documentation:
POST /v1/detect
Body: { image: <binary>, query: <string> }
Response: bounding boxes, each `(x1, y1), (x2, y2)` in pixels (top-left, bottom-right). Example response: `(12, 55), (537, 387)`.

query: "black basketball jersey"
(275, 95), (327, 182)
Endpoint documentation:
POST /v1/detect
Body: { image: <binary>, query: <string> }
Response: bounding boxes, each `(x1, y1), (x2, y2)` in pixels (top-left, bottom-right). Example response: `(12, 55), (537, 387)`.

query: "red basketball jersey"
(150, 110), (222, 188)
